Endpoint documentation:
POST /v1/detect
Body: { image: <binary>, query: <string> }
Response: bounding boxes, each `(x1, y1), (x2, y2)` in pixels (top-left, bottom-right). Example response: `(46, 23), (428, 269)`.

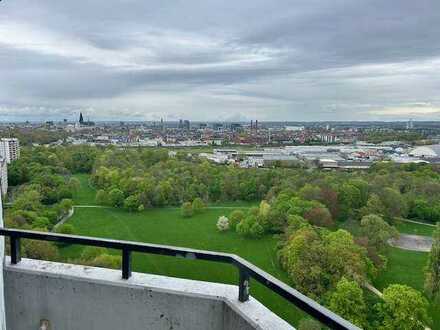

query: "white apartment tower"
(0, 158), (7, 196)
(0, 138), (20, 164)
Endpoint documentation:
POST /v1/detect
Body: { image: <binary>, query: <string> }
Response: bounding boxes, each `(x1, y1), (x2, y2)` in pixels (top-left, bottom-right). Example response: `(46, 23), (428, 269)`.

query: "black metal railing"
(0, 228), (360, 330)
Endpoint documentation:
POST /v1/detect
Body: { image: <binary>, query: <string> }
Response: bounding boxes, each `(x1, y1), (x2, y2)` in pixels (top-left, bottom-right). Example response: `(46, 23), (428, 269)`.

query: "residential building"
(0, 138), (20, 164)
(0, 158), (7, 196)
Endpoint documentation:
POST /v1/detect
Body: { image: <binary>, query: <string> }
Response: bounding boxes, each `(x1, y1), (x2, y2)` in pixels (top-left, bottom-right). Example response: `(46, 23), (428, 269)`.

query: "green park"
(5, 146), (440, 329)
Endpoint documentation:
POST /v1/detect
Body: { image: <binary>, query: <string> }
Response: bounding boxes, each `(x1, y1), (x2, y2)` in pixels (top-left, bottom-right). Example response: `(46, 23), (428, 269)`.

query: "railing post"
(10, 236), (21, 264)
(238, 266), (250, 302)
(122, 248), (132, 279)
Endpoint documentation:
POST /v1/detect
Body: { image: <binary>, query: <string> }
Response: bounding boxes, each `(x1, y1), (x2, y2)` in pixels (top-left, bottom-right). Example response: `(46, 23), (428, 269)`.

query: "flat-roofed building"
(409, 144), (440, 158)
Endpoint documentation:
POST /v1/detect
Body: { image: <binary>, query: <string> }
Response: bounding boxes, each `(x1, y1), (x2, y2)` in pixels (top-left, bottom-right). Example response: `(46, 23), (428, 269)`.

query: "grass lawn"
(374, 247), (440, 329)
(72, 174), (97, 205)
(395, 220), (435, 236)
(61, 206), (305, 326)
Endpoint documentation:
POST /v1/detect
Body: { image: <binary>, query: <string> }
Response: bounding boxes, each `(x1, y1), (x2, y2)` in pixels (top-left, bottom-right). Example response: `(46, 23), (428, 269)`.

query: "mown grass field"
(72, 174), (97, 205)
(395, 219), (435, 236)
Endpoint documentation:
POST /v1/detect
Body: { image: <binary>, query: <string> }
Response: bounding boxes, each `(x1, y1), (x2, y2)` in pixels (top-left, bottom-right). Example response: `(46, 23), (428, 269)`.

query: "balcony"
(0, 228), (359, 330)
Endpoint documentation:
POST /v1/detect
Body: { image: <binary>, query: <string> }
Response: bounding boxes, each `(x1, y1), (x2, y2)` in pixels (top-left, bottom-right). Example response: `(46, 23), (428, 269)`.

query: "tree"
(376, 284), (430, 330)
(108, 188), (125, 207)
(318, 187), (339, 219)
(59, 199), (73, 213)
(181, 202), (193, 218)
(68, 177), (81, 193)
(192, 198), (206, 214)
(229, 210), (245, 230)
(360, 194), (386, 218)
(124, 195), (141, 212)
(12, 189), (42, 212)
(299, 184), (321, 201)
(360, 214), (398, 252)
(324, 230), (373, 286)
(95, 189), (109, 205)
(425, 222), (440, 301)
(236, 212), (264, 238)
(328, 278), (367, 328)
(380, 188), (408, 221)
(348, 179), (369, 207)
(216, 216), (230, 231)
(279, 226), (328, 299)
(338, 184), (362, 220)
(304, 206), (334, 228)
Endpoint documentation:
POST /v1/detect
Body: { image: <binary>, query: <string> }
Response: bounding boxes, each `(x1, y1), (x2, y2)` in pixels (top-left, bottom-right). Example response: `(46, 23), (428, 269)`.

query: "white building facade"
(0, 159), (6, 197)
(0, 138), (20, 164)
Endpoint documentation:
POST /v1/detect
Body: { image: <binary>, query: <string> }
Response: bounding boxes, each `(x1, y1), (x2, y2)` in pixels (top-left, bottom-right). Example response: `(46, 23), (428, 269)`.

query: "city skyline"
(1, 1), (440, 122)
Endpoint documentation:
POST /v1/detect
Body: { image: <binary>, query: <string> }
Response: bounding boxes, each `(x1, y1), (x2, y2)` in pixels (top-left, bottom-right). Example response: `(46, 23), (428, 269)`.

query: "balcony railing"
(0, 228), (360, 330)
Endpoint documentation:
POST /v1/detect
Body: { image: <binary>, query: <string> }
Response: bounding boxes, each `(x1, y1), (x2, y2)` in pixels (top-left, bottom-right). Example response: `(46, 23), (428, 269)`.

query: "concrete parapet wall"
(4, 258), (293, 330)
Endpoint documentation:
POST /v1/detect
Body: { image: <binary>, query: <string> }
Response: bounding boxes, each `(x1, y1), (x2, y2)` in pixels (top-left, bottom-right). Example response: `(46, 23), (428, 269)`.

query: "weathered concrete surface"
(389, 234), (433, 252)
(4, 258), (293, 330)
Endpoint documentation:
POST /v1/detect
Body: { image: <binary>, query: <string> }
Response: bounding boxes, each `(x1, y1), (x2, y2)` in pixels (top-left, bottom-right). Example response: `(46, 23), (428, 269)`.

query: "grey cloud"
(1, 0), (440, 120)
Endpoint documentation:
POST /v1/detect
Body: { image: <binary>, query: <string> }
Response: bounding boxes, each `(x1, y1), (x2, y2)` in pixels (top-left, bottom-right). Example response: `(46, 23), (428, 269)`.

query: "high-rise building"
(79, 112), (84, 124)
(0, 138), (20, 164)
(0, 157), (7, 196)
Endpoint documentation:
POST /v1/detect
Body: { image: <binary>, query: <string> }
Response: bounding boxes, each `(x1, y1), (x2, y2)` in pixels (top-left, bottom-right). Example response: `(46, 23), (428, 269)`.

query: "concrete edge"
(4, 257), (294, 330)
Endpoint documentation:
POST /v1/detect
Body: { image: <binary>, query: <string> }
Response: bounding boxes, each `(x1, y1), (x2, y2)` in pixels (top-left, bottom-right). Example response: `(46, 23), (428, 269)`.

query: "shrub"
(81, 247), (108, 261)
(181, 202), (193, 218)
(23, 240), (58, 261)
(236, 213), (265, 238)
(192, 197), (206, 214)
(108, 188), (125, 207)
(54, 223), (75, 247)
(229, 210), (245, 229)
(89, 254), (122, 269)
(124, 195), (141, 212)
(96, 189), (109, 205)
(56, 223), (75, 235)
(216, 216), (230, 231)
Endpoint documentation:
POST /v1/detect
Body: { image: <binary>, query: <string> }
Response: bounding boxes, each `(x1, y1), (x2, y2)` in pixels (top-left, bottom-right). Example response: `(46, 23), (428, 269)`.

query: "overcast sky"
(1, 0), (440, 122)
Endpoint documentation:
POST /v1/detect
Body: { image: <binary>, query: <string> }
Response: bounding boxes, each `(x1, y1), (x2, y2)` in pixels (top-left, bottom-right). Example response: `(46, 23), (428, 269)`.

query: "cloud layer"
(1, 0), (440, 121)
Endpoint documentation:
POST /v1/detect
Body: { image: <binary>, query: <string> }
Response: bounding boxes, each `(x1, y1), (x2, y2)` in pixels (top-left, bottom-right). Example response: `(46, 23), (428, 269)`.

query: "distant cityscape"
(1, 114), (440, 169)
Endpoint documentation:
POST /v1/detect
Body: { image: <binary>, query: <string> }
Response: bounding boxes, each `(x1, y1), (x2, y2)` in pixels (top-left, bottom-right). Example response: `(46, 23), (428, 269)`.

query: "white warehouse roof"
(409, 145), (440, 158)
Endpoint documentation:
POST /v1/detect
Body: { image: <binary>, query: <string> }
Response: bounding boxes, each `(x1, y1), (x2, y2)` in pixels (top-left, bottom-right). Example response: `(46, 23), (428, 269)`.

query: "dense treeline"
(6, 145), (99, 229)
(0, 128), (68, 146)
(91, 149), (284, 208)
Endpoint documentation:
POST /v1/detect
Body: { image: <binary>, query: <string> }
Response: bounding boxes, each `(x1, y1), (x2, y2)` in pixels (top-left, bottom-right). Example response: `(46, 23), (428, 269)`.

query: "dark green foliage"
(425, 223), (440, 301)
(181, 202), (193, 218)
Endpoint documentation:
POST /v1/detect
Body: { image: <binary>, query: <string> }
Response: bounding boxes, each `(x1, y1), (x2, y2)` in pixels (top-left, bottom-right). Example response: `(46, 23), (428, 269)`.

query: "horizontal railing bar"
(0, 228), (234, 263)
(0, 228), (360, 330)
